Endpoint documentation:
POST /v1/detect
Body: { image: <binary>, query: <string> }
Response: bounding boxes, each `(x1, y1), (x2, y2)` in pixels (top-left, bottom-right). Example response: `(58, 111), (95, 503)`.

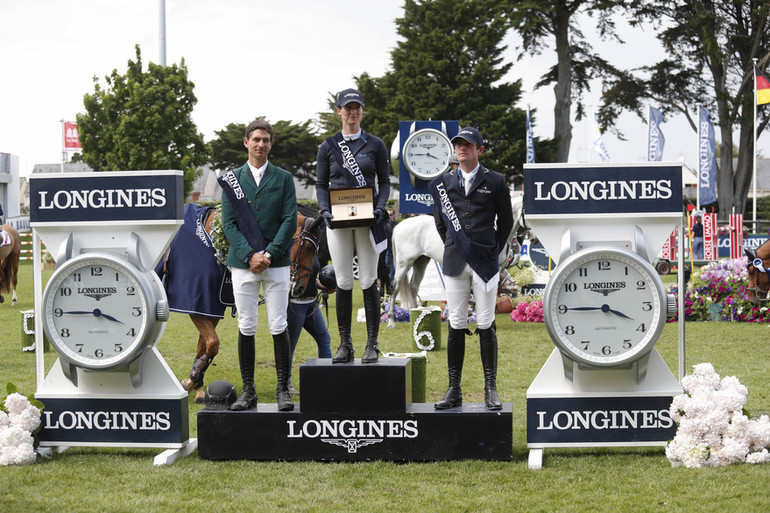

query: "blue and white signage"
(398, 120), (459, 214)
(527, 395), (677, 445)
(30, 171), (183, 223)
(38, 397), (188, 447)
(524, 164), (682, 216)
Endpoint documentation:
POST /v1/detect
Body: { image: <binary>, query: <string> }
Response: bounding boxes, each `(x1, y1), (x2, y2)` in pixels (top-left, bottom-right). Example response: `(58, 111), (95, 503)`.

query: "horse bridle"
(747, 255), (770, 301)
(290, 216), (323, 293)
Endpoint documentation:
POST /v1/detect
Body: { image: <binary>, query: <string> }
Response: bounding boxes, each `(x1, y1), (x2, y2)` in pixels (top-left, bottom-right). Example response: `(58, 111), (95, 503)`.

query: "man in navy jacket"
(429, 126), (513, 410)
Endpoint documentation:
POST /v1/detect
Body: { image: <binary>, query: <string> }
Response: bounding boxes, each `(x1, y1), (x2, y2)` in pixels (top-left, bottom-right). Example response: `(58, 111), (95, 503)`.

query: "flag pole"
(60, 118), (65, 173)
(646, 103), (651, 160)
(696, 104), (701, 210)
(753, 58), (759, 234)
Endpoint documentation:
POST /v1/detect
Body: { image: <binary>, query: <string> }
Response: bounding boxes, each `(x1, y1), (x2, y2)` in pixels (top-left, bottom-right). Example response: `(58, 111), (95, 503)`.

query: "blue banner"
(398, 120), (459, 214)
(648, 106), (665, 161)
(592, 113), (611, 162)
(526, 108), (536, 164)
(698, 106), (718, 205)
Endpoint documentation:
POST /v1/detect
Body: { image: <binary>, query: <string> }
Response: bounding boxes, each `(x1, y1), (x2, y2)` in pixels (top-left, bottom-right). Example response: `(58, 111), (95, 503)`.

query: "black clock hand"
(567, 305), (633, 320)
(94, 309), (123, 323)
(62, 309), (123, 323)
(424, 152), (440, 160)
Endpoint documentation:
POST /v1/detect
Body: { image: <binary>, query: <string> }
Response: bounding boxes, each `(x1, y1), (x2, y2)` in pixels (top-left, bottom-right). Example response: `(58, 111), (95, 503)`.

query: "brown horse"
(745, 240), (770, 304)
(290, 213), (323, 298)
(0, 225), (21, 305)
(175, 207), (322, 403)
(157, 205), (230, 403)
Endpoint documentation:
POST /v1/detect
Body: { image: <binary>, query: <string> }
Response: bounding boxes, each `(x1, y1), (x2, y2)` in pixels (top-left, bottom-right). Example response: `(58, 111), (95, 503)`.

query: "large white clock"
(402, 128), (453, 181)
(543, 246), (676, 370)
(42, 252), (169, 379)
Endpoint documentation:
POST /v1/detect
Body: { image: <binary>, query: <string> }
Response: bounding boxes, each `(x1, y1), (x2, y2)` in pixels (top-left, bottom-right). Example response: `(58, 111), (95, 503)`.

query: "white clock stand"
(30, 171), (195, 466)
(523, 163), (685, 470)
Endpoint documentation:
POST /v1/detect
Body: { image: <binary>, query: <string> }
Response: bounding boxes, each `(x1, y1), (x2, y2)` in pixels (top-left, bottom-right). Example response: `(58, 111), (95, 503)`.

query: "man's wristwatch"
(262, 250), (272, 261)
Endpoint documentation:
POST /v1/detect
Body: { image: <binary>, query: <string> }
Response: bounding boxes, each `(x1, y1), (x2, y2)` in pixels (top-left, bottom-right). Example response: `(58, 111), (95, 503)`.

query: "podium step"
(300, 358), (411, 413)
(198, 403), (512, 461)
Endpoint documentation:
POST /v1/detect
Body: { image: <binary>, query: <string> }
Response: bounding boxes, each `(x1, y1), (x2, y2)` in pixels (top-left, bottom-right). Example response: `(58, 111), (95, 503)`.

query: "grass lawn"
(1, 262), (769, 512)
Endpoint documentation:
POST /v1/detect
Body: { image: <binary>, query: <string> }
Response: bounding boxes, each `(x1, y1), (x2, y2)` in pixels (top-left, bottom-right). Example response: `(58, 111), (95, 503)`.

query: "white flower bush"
(0, 386), (43, 466)
(667, 363), (770, 468)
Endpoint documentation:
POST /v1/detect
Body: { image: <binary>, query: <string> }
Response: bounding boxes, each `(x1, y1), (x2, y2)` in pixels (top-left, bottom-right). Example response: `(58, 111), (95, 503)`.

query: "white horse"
(386, 194), (528, 328)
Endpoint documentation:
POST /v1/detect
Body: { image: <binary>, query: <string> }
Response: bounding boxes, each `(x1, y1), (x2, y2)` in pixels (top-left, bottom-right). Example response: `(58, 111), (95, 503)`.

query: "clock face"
(403, 128), (452, 180)
(43, 254), (155, 370)
(543, 247), (667, 367)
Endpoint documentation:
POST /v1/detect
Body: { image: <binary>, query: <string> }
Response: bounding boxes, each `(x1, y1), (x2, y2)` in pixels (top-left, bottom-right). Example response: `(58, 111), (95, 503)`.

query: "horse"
(745, 241), (770, 304)
(290, 213), (323, 298)
(0, 225), (21, 305)
(156, 204), (232, 403)
(386, 195), (530, 328)
(162, 204), (324, 402)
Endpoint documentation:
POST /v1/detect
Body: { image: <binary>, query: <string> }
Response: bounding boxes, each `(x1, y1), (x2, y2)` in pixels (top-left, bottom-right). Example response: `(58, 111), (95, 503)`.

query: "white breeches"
(444, 264), (499, 330)
(326, 226), (378, 290)
(230, 266), (290, 336)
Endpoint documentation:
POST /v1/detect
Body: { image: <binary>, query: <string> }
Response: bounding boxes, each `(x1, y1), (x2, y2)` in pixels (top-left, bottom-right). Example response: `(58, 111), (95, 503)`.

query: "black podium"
(198, 358), (512, 461)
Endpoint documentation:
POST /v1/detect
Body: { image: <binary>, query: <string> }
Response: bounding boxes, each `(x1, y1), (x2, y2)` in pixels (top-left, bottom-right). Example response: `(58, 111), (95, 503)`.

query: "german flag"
(756, 65), (770, 105)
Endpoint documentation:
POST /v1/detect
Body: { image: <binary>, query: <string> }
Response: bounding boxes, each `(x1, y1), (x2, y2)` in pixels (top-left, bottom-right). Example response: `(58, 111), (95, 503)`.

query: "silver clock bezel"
(402, 128), (453, 180)
(543, 246), (667, 368)
(42, 252), (163, 371)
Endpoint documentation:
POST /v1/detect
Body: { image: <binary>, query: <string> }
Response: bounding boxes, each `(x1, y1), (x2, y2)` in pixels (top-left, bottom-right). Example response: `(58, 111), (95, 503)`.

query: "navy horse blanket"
(155, 203), (234, 318)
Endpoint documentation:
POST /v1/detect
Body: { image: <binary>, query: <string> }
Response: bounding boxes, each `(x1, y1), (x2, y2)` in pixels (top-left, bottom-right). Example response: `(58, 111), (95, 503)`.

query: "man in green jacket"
(219, 118), (297, 412)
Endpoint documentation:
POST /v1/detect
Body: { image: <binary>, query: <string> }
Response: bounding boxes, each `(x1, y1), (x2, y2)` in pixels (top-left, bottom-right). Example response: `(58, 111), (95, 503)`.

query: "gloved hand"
(374, 208), (389, 223)
(320, 210), (334, 228)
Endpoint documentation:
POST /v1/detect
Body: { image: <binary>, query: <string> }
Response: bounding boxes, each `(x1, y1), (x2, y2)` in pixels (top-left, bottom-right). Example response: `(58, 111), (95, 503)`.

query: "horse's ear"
(745, 248), (757, 260)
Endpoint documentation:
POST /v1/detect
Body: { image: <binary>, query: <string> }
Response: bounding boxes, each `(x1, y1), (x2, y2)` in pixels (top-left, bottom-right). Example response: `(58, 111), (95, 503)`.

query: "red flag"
(63, 121), (82, 150)
(756, 65), (770, 105)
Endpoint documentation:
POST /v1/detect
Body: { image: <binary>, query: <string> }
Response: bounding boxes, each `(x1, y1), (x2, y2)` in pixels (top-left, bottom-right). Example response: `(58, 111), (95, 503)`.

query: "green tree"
(77, 46), (208, 197)
(509, 0), (628, 162)
(209, 118), (321, 187)
(601, 1), (770, 221)
(317, 0), (556, 185)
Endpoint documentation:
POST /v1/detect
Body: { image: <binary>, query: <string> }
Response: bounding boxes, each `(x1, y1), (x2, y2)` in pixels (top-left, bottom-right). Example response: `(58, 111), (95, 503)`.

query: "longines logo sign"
(286, 418), (419, 453)
(30, 171), (184, 223)
(523, 165), (683, 215)
(527, 396), (677, 444)
(37, 397), (187, 445)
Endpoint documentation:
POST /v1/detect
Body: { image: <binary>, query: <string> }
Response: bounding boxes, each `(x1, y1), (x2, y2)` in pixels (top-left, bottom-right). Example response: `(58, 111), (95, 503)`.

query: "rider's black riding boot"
(361, 284), (381, 363)
(479, 326), (502, 411)
(230, 332), (257, 411)
(273, 330), (294, 411)
(434, 327), (466, 409)
(332, 288), (355, 363)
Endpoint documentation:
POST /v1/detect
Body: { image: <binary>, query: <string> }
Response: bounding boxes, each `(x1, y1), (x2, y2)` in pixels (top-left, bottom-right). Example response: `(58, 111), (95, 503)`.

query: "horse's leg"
(182, 315), (221, 403)
(387, 262), (411, 329)
(11, 252), (19, 305)
(408, 256), (430, 309)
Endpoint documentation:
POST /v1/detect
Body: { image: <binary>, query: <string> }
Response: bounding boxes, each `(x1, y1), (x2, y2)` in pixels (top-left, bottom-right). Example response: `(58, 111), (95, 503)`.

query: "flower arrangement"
(670, 257), (770, 322)
(0, 383), (44, 466)
(209, 205), (229, 266)
(666, 363), (770, 468)
(510, 300), (544, 323)
(379, 302), (410, 323)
